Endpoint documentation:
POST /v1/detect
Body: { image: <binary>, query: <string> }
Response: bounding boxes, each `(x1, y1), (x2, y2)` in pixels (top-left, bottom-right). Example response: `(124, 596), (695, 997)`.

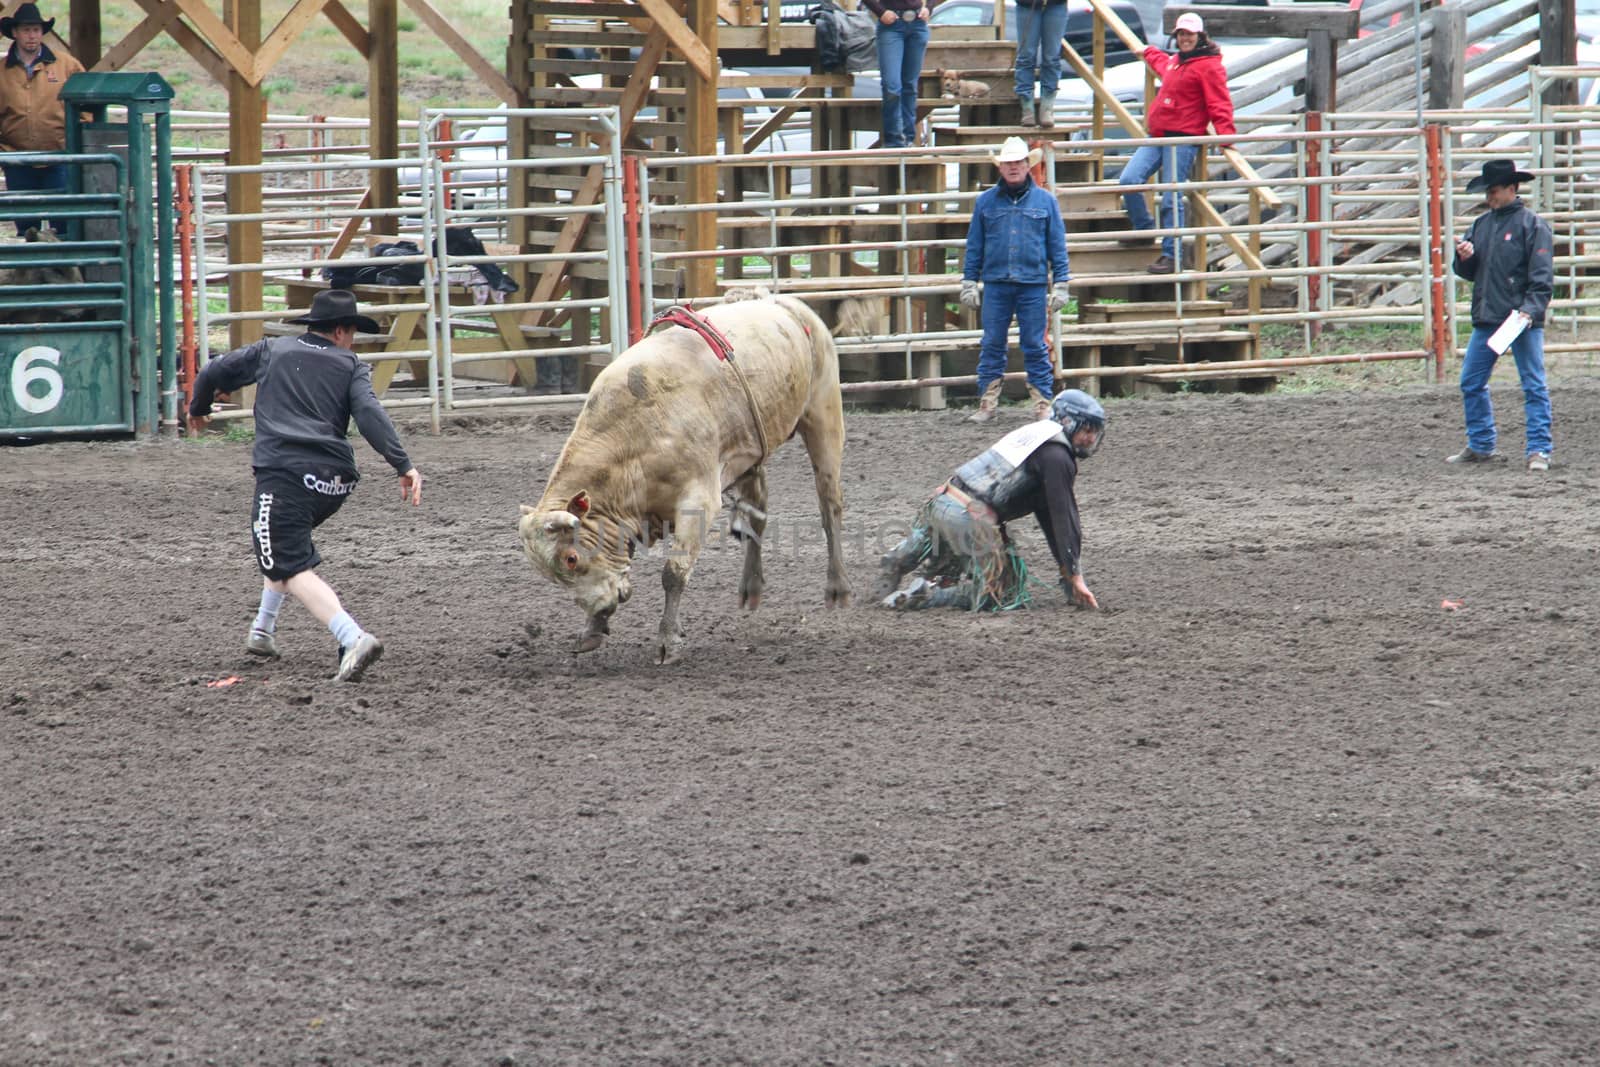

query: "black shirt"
(188, 332), (412, 480)
(996, 440), (1084, 575)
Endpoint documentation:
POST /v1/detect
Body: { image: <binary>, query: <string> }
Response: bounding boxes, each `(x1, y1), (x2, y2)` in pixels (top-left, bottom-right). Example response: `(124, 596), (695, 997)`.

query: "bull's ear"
(567, 491), (590, 516)
(520, 504), (536, 516)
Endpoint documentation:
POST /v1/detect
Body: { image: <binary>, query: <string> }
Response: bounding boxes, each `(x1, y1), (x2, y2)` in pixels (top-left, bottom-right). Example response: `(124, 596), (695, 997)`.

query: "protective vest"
(951, 420), (1068, 515)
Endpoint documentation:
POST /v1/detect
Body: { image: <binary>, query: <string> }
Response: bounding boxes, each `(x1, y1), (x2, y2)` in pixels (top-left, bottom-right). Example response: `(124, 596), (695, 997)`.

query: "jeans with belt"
(876, 17), (929, 149)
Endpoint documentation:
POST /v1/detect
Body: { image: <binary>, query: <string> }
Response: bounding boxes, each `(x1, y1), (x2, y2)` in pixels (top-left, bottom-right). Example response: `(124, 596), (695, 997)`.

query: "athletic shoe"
(334, 633), (384, 682)
(881, 576), (934, 611)
(1527, 451), (1550, 471)
(1446, 447), (1506, 464)
(245, 629), (280, 659)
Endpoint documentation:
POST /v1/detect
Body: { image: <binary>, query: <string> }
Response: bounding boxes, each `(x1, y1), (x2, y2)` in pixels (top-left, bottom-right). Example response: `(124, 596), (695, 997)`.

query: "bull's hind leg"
(796, 405), (851, 608)
(658, 482), (720, 665)
(729, 464), (768, 610)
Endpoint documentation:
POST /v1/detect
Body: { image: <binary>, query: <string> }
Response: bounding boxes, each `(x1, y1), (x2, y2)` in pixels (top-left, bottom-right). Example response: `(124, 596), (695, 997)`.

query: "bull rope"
(649, 306), (771, 459)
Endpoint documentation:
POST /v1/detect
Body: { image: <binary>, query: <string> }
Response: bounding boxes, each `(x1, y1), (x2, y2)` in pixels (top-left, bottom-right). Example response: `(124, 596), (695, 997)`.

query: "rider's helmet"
(1050, 389), (1107, 458)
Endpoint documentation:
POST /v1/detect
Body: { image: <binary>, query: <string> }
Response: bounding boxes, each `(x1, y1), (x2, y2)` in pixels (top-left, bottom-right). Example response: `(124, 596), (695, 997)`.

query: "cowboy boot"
(1026, 383), (1052, 421)
(968, 379), (1003, 422)
(1018, 97), (1036, 127)
(1038, 94), (1056, 129)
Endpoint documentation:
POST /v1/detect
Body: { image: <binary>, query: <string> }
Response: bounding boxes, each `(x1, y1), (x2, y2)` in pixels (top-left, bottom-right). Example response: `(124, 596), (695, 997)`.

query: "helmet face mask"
(1050, 389), (1107, 458)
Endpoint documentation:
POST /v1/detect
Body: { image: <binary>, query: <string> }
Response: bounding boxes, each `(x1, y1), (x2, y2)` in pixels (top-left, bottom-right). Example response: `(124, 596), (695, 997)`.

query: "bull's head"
(518, 491), (632, 621)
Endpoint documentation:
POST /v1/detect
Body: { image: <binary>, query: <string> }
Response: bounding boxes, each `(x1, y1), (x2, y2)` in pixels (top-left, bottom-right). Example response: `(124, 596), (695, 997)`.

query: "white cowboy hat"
(992, 136), (1043, 168)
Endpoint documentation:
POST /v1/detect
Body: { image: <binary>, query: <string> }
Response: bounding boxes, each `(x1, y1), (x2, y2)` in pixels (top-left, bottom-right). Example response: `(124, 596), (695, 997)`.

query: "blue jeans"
(1459, 325), (1552, 457)
(1118, 142), (1200, 259)
(976, 280), (1053, 399)
(1014, 1), (1070, 100)
(877, 18), (929, 148)
(1, 161), (68, 236)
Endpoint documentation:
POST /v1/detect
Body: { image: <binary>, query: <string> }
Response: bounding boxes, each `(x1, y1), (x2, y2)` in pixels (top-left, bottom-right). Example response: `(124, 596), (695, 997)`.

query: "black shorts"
(250, 467), (354, 581)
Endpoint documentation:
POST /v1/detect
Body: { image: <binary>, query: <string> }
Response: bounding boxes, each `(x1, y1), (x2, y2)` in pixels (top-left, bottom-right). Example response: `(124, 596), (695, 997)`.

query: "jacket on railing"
(1142, 43), (1235, 142)
(962, 176), (1069, 286)
(1452, 198), (1554, 329)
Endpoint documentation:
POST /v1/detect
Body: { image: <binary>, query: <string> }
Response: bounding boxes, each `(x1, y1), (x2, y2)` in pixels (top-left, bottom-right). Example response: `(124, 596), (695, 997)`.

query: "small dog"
(940, 70), (992, 100)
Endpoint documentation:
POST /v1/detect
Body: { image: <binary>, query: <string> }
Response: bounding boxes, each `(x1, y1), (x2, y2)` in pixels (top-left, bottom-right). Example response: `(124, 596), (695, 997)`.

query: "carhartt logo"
(253, 492), (274, 570)
(303, 472), (354, 496)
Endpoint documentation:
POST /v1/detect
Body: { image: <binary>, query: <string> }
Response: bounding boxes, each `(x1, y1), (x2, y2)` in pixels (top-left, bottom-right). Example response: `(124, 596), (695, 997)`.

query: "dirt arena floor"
(6, 369), (1600, 1065)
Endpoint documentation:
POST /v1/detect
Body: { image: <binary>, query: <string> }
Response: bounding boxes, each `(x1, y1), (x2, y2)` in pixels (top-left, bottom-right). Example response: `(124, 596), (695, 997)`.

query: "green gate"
(0, 72), (172, 441)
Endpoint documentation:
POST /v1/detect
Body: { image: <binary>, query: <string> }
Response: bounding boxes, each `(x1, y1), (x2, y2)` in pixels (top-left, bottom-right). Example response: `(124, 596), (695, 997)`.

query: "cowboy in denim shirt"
(961, 137), (1070, 422)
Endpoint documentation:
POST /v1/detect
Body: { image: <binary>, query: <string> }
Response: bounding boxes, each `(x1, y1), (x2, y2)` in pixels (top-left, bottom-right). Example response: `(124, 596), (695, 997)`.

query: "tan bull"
(518, 289), (850, 664)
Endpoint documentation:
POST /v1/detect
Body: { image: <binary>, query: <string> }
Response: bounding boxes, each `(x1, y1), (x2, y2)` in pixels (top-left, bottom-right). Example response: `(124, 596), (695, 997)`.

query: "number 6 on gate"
(9, 346), (64, 415)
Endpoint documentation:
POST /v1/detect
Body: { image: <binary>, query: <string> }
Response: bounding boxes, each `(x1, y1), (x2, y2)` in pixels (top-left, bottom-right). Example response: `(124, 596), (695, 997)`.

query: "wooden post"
(683, 0), (718, 298)
(369, 0), (399, 236)
(225, 0), (263, 347)
(1305, 29), (1336, 114)
(1539, 0), (1577, 109)
(1428, 5), (1465, 111)
(68, 0), (100, 66)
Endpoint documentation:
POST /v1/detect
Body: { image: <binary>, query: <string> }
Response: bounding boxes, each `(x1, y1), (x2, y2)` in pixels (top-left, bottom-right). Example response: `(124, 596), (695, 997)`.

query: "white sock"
(253, 589), (286, 634)
(328, 610), (364, 650)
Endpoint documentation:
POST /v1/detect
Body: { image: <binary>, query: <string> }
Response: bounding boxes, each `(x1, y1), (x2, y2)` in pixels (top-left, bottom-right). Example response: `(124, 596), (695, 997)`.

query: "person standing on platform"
(1014, 0), (1069, 129)
(0, 3), (84, 236)
(863, 0), (930, 149)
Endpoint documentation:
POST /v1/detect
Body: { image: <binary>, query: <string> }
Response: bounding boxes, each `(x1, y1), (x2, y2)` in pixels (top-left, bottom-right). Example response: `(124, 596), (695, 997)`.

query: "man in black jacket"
(188, 289), (425, 681)
(877, 389), (1104, 612)
(1449, 159), (1555, 471)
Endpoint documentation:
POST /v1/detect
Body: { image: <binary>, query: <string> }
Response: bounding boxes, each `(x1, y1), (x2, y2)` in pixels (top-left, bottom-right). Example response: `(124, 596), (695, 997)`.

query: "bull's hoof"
(573, 633), (607, 654)
(827, 584), (852, 608)
(740, 592), (762, 611)
(655, 641), (685, 666)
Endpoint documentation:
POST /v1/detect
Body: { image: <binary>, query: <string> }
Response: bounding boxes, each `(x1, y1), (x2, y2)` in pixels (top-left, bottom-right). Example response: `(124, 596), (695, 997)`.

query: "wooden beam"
(1305, 28), (1336, 113)
(227, 0), (264, 346)
(96, 10), (180, 71)
(173, 0), (262, 81)
(1428, 3), (1465, 110)
(127, 0), (228, 84)
(253, 0), (329, 83)
(69, 0), (101, 66)
(322, 0), (370, 56)
(369, 0), (398, 233)
(683, 0), (718, 298)
(1165, 4), (1358, 39)
(402, 0), (514, 104)
(1539, 0), (1577, 107)
(634, 0), (715, 81)
(526, 35), (668, 324)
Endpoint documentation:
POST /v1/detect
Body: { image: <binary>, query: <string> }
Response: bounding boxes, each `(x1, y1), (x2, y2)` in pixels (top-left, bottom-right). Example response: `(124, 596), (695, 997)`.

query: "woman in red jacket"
(1116, 12), (1236, 274)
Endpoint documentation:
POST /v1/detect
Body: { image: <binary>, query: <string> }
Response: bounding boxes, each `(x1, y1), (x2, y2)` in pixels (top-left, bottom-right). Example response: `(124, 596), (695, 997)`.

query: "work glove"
(1048, 283), (1070, 313)
(959, 280), (982, 310)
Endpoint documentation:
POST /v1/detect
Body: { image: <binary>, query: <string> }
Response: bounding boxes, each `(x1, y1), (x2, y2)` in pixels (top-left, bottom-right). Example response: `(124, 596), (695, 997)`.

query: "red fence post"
(176, 164), (197, 426)
(1424, 122), (1450, 383)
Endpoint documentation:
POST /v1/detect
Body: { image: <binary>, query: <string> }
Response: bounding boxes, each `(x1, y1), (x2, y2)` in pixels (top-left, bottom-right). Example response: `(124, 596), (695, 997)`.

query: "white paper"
(1487, 311), (1530, 355)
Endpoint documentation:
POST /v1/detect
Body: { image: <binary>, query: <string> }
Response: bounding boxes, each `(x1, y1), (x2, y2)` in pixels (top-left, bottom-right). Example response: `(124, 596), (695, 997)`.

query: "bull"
(518, 288), (850, 664)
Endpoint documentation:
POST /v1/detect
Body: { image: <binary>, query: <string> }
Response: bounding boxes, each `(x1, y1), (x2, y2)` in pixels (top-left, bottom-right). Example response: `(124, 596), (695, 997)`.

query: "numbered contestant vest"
(950, 420), (1069, 517)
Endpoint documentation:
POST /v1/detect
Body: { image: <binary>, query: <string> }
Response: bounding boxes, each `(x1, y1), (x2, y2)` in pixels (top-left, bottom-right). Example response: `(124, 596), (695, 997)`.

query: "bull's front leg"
(575, 608), (611, 654)
(658, 487), (718, 665)
(729, 464), (768, 610)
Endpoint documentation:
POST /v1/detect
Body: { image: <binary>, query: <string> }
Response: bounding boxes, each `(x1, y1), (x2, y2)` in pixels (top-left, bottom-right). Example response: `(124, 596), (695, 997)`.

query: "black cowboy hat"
(288, 288), (380, 335)
(1466, 159), (1534, 193)
(0, 4), (54, 38)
